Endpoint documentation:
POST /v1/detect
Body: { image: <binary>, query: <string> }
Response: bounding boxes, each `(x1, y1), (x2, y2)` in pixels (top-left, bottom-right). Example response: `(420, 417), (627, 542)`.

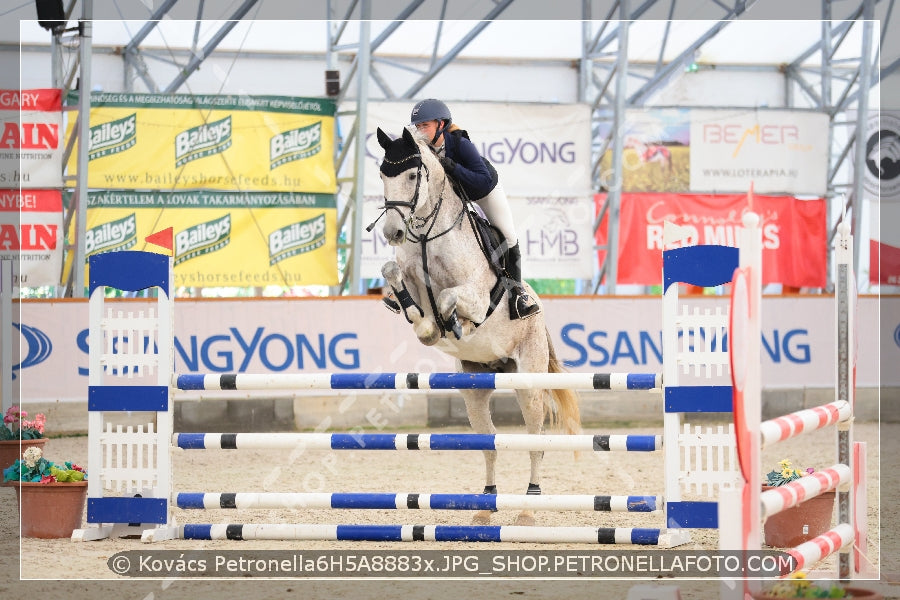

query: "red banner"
(0, 189), (64, 286)
(595, 192), (826, 288)
(0, 88), (64, 188)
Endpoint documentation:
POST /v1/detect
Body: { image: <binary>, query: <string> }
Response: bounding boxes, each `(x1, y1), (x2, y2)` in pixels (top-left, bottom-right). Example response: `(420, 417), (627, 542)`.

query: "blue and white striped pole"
(175, 433), (662, 452)
(177, 492), (661, 512)
(175, 372), (661, 391)
(180, 523), (662, 544)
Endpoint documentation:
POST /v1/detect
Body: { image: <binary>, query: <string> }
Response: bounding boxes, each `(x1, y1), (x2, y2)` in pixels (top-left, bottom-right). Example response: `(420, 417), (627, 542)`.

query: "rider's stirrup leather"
(509, 287), (540, 320)
(383, 294), (401, 313)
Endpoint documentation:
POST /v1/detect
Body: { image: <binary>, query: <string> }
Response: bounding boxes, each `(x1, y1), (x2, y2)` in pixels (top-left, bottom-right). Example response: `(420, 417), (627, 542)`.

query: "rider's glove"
(439, 156), (456, 174)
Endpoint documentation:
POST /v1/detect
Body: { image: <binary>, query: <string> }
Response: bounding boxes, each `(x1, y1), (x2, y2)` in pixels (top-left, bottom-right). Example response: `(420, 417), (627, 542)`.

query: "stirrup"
(382, 294), (401, 313)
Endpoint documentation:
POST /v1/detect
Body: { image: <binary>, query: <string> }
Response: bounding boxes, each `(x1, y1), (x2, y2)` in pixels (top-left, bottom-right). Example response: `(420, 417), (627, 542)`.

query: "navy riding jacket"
(442, 130), (498, 201)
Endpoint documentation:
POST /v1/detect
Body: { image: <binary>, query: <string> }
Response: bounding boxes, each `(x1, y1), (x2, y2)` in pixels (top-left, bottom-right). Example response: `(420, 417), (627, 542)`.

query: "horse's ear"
(402, 126), (418, 147)
(376, 127), (392, 150)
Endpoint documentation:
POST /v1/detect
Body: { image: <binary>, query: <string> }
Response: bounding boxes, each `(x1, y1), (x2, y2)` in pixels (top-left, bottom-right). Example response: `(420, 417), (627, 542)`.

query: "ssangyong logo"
(175, 116), (232, 168)
(175, 214), (231, 265)
(13, 323), (52, 379)
(269, 214), (326, 265)
(270, 122), (322, 169)
(88, 113), (136, 160)
(85, 214), (137, 255)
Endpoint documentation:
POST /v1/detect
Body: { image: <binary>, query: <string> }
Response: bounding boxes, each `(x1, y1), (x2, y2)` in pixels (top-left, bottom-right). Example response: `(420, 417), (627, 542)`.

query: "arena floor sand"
(0, 423), (897, 600)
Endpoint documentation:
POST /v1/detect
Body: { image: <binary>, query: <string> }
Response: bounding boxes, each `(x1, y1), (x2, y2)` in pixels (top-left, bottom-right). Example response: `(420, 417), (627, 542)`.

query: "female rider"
(405, 98), (539, 320)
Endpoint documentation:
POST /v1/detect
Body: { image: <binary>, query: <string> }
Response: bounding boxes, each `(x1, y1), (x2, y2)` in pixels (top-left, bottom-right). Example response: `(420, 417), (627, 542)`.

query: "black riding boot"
(505, 243), (540, 320)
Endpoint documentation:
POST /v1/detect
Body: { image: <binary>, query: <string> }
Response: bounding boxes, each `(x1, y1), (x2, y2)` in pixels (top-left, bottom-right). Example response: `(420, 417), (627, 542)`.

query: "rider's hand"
(439, 156), (456, 174)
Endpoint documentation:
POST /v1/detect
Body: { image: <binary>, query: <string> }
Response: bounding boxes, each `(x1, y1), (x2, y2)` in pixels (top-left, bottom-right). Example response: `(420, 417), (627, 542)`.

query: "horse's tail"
(546, 327), (582, 435)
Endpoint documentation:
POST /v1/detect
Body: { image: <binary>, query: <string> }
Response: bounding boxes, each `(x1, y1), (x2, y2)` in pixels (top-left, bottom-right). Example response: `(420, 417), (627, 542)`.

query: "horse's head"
(377, 126), (440, 245)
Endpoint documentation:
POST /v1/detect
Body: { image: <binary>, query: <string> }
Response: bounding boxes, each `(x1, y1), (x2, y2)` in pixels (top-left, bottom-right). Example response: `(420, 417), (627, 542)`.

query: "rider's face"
(415, 120), (441, 144)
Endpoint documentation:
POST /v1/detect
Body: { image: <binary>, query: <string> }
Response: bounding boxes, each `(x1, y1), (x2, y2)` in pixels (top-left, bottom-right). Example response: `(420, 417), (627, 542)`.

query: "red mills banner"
(595, 193), (827, 288)
(0, 89), (63, 189)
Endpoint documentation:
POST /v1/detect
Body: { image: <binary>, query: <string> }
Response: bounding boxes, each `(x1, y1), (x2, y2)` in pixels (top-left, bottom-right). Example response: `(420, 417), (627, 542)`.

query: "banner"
(865, 111), (900, 285)
(65, 93), (336, 193)
(72, 191), (337, 287)
(0, 89), (63, 188)
(689, 109), (828, 195)
(0, 189), (63, 286)
(13, 294), (885, 403)
(595, 192), (827, 288)
(359, 102), (594, 279)
(595, 108), (829, 195)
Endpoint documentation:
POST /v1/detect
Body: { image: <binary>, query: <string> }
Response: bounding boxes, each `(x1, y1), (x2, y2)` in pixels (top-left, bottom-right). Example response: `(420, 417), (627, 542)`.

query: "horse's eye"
(408, 172), (417, 181)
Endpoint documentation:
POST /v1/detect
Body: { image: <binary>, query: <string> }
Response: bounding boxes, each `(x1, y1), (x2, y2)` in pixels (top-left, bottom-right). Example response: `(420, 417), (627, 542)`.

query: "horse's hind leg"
(514, 388), (546, 526)
(460, 387), (497, 525)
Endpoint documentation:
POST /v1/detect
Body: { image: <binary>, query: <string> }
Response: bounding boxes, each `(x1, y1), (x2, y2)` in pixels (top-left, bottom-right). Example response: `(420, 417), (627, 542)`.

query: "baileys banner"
(66, 92), (336, 193)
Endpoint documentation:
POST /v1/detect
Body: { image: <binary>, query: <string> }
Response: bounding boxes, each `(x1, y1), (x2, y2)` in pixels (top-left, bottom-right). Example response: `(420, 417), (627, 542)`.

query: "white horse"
(374, 126), (581, 526)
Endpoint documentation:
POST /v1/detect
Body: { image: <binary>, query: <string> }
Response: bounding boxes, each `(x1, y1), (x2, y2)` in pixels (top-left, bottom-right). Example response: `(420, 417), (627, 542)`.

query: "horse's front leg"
(382, 261), (440, 346)
(437, 284), (489, 340)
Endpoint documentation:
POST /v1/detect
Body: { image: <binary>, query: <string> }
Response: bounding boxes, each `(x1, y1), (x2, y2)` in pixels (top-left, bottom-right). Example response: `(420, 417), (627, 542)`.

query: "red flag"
(145, 227), (174, 254)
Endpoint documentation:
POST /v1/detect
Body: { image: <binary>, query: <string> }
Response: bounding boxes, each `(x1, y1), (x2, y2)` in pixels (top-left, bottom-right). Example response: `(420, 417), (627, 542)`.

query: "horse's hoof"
(414, 321), (439, 346)
(471, 511), (492, 526)
(514, 513), (535, 527)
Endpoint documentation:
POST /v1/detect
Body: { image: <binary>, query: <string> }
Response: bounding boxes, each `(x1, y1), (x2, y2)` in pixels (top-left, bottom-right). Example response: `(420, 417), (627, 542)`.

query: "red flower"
(39, 475), (56, 484)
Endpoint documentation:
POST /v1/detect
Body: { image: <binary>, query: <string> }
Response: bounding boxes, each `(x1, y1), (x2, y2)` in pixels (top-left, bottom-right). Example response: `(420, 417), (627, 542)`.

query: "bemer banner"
(359, 102), (595, 280)
(596, 107), (829, 195)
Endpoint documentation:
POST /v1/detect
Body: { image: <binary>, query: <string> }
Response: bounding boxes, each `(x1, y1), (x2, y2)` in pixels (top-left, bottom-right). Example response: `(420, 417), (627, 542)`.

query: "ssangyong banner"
(0, 89), (63, 188)
(0, 189), (63, 286)
(12, 295), (885, 403)
(595, 192), (827, 288)
(359, 102), (594, 279)
(595, 108), (828, 195)
(65, 93), (336, 193)
(70, 190), (338, 287)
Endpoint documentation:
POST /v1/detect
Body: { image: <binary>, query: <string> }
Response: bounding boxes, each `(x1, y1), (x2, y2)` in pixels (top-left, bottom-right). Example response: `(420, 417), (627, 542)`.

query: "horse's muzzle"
(383, 225), (406, 245)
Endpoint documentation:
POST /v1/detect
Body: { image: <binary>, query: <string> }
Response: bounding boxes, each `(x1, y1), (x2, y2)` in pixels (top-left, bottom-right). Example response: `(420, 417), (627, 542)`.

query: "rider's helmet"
(410, 99), (451, 144)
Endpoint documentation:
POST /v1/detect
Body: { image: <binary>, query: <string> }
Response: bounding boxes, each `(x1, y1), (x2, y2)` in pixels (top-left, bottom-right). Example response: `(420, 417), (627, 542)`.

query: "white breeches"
(476, 183), (517, 247)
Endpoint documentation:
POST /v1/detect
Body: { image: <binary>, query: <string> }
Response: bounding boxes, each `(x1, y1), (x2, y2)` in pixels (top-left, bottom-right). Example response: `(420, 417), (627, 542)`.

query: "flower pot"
(6, 480), (88, 538)
(762, 485), (835, 548)
(0, 438), (47, 470)
(751, 587), (883, 599)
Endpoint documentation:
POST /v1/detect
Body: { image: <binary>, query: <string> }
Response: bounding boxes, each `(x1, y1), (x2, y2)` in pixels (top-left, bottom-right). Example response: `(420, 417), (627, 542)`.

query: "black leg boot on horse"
(504, 243), (540, 320)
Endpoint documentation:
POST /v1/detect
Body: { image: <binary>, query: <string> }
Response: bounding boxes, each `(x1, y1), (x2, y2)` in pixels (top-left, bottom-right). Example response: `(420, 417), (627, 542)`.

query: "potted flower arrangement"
(2, 446), (88, 538)
(762, 459), (835, 548)
(752, 572), (882, 599)
(0, 405), (47, 468)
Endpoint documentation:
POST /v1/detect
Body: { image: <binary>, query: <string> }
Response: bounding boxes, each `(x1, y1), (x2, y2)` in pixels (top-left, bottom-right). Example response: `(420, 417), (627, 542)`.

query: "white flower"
(22, 446), (42, 468)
